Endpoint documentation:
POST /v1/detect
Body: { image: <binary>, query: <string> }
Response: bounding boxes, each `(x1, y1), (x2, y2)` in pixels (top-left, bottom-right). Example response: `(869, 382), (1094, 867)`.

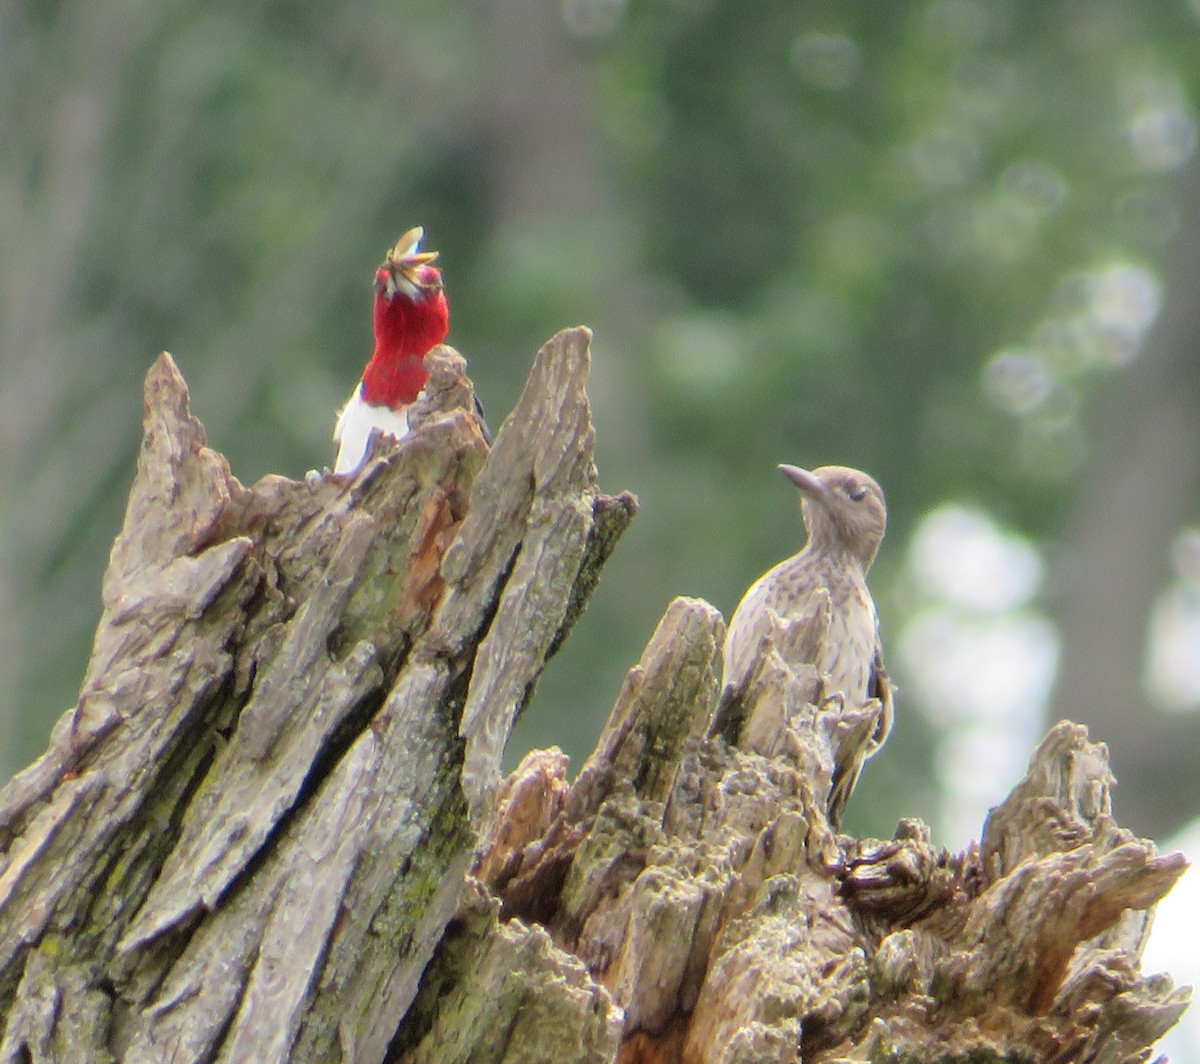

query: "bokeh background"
(3, 0), (1200, 1054)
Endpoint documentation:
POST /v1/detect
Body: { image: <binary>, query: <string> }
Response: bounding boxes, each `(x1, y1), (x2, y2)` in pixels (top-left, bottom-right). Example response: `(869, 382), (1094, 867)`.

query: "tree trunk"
(0, 328), (1187, 1063)
(1051, 161), (1200, 841)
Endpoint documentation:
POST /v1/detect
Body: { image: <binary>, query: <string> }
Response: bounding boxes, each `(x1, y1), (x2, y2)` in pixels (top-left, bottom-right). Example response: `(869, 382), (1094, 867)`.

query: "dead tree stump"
(0, 326), (1189, 1063)
(455, 605), (1189, 1064)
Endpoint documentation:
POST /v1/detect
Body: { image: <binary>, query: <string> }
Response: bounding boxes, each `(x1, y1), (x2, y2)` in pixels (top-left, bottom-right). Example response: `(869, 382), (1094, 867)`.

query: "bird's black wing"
(473, 392), (494, 445)
(865, 638), (894, 754)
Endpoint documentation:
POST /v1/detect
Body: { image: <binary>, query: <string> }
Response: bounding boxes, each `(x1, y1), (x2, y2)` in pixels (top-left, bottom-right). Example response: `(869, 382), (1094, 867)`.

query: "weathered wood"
(457, 607), (1190, 1064)
(0, 322), (1188, 1064)
(0, 328), (635, 1063)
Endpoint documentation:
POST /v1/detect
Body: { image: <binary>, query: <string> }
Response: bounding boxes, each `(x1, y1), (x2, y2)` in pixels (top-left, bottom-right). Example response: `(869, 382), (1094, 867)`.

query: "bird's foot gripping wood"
(303, 465), (331, 488)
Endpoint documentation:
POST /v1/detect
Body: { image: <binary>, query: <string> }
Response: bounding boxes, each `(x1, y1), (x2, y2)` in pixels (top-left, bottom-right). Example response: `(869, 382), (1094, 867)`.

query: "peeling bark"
(0, 326), (1188, 1064)
(0, 328), (634, 1063)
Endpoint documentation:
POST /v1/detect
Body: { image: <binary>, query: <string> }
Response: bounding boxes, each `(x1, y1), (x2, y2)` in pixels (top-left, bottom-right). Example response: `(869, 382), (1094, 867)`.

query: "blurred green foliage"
(1, 0), (1197, 840)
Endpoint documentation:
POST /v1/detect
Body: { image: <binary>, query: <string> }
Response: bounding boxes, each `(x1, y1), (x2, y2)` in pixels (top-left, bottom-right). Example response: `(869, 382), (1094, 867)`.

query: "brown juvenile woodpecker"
(722, 464), (892, 826)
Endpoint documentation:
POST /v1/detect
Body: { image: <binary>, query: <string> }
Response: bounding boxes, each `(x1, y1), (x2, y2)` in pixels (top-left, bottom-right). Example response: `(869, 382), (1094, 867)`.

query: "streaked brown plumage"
(722, 464), (892, 826)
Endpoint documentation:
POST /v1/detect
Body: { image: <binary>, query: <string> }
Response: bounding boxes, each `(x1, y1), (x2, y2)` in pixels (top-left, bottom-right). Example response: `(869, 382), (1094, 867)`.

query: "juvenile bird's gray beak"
(778, 464), (829, 503)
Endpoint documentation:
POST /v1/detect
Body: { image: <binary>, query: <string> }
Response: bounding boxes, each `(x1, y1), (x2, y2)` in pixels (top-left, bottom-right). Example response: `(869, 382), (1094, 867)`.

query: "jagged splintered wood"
(0, 326), (1190, 1064)
(0, 329), (634, 1063)
(460, 607), (1190, 1064)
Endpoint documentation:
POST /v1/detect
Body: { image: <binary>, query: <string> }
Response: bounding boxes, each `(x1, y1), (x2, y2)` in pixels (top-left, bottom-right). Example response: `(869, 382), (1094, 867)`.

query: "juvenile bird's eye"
(847, 484), (869, 501)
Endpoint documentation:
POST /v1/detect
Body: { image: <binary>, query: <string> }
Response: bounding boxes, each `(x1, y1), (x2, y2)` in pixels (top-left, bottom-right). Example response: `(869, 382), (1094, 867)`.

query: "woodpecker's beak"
(381, 226), (441, 293)
(778, 464), (831, 504)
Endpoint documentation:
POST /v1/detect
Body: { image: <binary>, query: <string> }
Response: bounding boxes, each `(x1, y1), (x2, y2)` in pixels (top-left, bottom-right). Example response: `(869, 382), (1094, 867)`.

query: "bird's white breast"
(332, 384), (411, 475)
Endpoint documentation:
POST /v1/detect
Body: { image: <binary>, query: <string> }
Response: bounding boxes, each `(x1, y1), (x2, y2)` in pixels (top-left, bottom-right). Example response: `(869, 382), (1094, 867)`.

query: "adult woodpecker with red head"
(332, 226), (450, 474)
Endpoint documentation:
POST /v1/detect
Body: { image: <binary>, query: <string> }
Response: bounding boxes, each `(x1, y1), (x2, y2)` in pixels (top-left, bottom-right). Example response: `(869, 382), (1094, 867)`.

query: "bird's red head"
(361, 226), (450, 409)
